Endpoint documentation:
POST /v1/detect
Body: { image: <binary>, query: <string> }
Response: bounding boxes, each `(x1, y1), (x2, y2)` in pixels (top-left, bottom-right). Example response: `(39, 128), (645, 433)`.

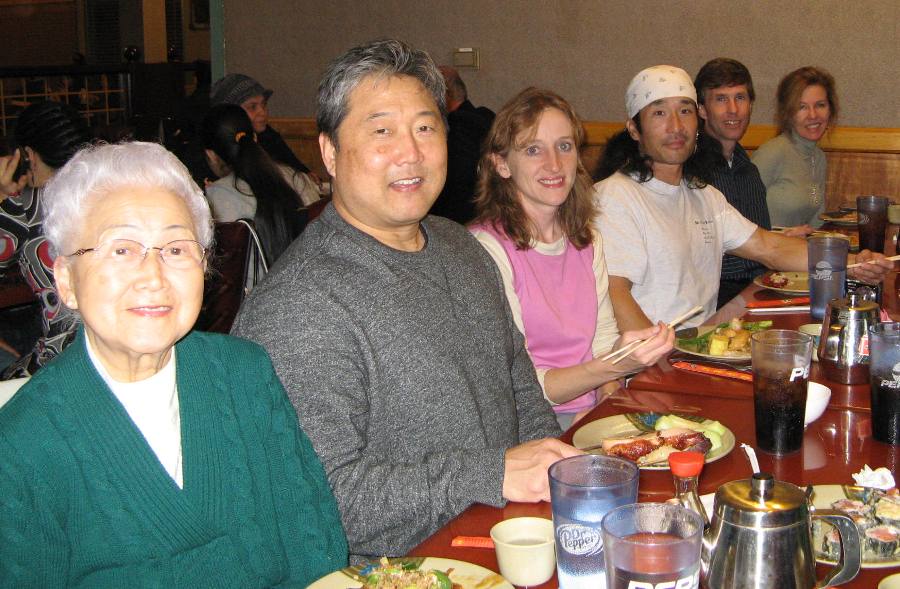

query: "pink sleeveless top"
(472, 223), (599, 414)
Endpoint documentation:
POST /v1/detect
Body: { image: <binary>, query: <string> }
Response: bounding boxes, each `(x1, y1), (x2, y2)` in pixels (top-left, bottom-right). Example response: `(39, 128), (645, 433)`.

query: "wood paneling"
(271, 118), (900, 209)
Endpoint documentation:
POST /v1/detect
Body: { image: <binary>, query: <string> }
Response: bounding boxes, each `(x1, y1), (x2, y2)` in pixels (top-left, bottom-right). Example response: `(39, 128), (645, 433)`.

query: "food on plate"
(362, 558), (455, 589)
(677, 318), (772, 357)
(601, 427), (712, 466)
(815, 486), (900, 563)
(761, 272), (790, 288)
(811, 231), (858, 250)
(821, 210), (858, 224)
(654, 414), (726, 451)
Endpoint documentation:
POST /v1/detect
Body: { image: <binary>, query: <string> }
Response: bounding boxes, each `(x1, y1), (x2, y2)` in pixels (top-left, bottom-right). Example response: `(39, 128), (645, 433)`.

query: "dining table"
(408, 254), (900, 588)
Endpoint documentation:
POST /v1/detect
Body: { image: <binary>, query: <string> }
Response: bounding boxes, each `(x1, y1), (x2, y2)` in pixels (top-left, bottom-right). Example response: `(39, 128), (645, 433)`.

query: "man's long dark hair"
(593, 115), (708, 188)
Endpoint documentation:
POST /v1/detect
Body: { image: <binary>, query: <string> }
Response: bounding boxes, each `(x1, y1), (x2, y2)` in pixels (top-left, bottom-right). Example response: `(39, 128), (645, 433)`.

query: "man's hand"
(0, 151), (29, 198)
(848, 250), (896, 283)
(780, 224), (814, 238)
(503, 438), (583, 503)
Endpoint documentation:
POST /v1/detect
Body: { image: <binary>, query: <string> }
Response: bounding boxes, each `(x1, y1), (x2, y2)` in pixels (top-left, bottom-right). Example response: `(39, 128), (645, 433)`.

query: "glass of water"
(549, 455), (639, 589)
(601, 502), (703, 589)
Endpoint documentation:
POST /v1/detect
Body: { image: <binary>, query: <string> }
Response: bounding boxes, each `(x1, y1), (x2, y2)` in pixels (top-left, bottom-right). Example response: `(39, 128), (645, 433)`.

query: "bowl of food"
(805, 382), (831, 426)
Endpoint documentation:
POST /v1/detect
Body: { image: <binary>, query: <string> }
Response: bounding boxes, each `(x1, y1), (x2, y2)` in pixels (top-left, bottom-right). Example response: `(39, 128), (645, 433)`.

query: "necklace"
(809, 151), (821, 206)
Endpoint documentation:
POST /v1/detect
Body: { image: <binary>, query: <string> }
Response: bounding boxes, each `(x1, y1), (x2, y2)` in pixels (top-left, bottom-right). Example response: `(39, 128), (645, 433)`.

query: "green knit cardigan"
(0, 329), (347, 587)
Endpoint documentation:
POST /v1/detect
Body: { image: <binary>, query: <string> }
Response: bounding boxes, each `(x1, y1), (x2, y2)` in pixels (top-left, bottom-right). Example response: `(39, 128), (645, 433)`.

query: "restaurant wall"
(222, 0), (899, 129)
(0, 1), (79, 67)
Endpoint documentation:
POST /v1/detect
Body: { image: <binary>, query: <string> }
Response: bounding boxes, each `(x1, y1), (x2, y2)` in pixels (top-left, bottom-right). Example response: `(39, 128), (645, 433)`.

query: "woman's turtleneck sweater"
(752, 129), (827, 227)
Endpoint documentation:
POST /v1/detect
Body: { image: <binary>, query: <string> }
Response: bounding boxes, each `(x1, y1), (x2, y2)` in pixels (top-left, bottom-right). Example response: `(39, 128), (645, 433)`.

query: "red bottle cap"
(668, 451), (705, 477)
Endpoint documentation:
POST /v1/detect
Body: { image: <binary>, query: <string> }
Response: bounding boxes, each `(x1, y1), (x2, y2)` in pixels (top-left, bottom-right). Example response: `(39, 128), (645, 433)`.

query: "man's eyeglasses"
(66, 239), (208, 269)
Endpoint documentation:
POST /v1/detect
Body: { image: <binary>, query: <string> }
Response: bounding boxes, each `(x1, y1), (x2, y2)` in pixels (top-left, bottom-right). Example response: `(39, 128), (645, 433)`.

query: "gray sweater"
(232, 204), (560, 559)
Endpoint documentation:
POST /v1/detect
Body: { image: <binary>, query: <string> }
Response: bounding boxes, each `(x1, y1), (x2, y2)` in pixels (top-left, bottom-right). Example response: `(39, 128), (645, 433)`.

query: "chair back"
(195, 220), (267, 333)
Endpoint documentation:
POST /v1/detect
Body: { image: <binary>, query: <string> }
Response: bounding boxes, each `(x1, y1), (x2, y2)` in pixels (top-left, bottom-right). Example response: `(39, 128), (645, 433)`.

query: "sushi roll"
(831, 498), (871, 518)
(864, 525), (900, 558)
(876, 498), (900, 528)
(818, 525), (842, 560)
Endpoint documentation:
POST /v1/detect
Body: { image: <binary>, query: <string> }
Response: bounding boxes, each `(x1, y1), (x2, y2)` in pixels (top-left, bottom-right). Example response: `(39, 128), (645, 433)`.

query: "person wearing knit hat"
(592, 65), (893, 332)
(210, 73), (311, 174)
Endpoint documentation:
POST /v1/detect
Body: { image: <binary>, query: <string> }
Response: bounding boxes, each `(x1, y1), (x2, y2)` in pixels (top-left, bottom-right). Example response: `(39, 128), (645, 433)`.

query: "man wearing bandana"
(592, 65), (893, 331)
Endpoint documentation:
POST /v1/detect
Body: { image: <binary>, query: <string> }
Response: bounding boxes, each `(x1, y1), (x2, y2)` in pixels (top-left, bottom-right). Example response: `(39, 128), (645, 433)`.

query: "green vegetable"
(432, 571), (452, 589)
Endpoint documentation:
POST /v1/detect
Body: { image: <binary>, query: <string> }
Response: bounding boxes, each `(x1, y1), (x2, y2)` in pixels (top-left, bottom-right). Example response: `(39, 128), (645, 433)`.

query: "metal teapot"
(819, 288), (881, 384)
(701, 473), (860, 589)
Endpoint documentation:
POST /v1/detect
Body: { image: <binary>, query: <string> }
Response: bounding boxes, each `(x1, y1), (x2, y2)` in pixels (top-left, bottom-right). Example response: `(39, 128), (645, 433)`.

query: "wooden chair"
(195, 220), (267, 334)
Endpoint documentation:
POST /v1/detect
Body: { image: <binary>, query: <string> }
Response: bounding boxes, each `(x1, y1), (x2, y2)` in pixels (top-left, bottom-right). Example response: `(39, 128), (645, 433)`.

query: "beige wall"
(222, 0), (899, 128)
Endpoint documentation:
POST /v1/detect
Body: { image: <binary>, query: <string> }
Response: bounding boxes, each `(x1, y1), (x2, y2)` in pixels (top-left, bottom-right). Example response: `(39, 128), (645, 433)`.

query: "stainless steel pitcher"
(702, 473), (860, 589)
(818, 289), (882, 384)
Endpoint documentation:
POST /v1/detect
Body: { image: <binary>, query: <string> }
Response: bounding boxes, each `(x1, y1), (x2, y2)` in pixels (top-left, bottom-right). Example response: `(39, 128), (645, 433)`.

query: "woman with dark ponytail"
(0, 101), (92, 378)
(201, 104), (319, 264)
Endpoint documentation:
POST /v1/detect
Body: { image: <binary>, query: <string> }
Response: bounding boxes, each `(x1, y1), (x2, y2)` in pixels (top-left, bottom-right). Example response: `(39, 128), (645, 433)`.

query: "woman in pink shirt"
(469, 88), (673, 429)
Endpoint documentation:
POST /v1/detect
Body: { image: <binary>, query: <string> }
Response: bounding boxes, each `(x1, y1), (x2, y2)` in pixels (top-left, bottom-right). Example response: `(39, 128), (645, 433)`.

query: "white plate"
(572, 413), (735, 471)
(307, 557), (513, 589)
(674, 325), (752, 362)
(753, 271), (809, 294)
(811, 485), (900, 569)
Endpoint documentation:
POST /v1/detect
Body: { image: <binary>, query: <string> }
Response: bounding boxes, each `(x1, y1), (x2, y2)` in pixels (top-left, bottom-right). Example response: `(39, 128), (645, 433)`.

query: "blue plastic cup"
(808, 236), (848, 320)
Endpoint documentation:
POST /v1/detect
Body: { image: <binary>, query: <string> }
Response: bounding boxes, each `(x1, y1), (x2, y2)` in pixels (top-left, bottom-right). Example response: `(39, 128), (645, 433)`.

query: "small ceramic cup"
(805, 381), (831, 426)
(888, 204), (900, 225)
(879, 572), (900, 589)
(798, 324), (823, 362)
(490, 517), (556, 586)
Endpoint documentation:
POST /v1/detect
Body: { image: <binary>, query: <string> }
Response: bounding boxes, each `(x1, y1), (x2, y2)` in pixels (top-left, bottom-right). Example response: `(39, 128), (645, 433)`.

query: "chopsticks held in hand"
(847, 254), (900, 269)
(600, 305), (704, 365)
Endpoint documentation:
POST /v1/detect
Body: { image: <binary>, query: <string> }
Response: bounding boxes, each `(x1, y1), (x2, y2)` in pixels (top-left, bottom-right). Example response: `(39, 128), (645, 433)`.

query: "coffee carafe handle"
(813, 510), (861, 588)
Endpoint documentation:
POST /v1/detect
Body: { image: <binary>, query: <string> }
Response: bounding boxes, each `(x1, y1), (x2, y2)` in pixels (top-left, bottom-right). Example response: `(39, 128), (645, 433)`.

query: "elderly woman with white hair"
(0, 142), (347, 587)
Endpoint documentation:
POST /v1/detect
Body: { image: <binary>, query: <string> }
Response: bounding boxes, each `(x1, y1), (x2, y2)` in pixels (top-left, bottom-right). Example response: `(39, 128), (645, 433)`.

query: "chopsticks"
(847, 254), (900, 269)
(600, 305), (704, 365)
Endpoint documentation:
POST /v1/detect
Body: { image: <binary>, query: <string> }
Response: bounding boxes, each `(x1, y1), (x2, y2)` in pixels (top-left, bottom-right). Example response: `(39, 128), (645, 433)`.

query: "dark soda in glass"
(871, 378), (900, 445)
(753, 371), (808, 454)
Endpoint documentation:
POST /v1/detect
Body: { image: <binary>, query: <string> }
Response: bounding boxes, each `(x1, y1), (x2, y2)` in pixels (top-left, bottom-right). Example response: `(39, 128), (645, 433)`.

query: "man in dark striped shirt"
(694, 59), (771, 308)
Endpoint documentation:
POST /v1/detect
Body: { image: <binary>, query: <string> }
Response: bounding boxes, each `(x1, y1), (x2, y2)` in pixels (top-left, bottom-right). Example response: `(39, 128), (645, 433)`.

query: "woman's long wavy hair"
(201, 104), (303, 264)
(473, 87), (595, 250)
(775, 66), (839, 137)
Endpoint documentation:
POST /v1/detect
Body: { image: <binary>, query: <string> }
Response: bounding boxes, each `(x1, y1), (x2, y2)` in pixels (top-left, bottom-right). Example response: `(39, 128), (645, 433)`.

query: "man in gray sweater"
(231, 39), (579, 560)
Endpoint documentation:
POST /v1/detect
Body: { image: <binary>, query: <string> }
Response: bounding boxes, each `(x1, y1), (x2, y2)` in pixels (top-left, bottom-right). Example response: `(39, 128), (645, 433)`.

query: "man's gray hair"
(316, 38), (446, 147)
(42, 141), (214, 256)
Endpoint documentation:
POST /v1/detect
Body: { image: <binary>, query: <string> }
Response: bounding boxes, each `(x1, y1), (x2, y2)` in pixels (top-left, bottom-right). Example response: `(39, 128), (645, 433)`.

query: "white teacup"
(880, 572), (900, 589)
(798, 324), (822, 362)
(490, 517), (556, 586)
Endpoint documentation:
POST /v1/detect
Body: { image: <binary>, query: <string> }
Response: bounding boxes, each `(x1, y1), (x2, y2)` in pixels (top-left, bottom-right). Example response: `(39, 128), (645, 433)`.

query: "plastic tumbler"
(602, 503), (703, 589)
(550, 455), (639, 589)
(751, 330), (813, 455)
(870, 323), (900, 445)
(807, 235), (848, 321)
(857, 195), (889, 253)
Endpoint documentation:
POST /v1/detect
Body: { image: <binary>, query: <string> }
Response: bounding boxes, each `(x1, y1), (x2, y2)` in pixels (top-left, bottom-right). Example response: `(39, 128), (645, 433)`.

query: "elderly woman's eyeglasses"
(66, 239), (208, 269)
